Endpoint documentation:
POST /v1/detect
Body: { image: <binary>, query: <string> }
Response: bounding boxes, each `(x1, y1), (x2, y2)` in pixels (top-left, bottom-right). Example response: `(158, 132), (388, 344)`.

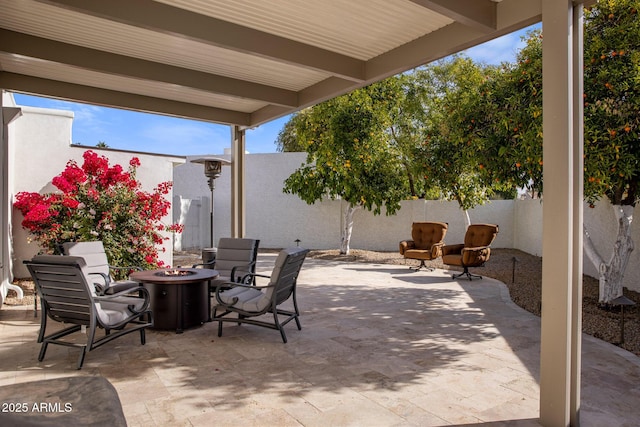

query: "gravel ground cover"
(6, 248), (639, 356)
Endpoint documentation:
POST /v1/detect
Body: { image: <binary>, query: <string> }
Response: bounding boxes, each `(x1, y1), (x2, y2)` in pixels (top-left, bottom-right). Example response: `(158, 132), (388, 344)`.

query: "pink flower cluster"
(14, 150), (183, 272)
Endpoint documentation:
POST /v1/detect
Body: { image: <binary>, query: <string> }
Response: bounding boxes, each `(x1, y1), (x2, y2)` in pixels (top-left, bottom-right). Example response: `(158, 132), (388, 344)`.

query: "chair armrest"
(230, 261), (257, 283)
(108, 265), (143, 284)
(442, 244), (465, 256)
(461, 246), (492, 266)
(213, 280), (275, 307)
(399, 240), (415, 255)
(88, 272), (111, 295)
(431, 241), (445, 258)
(94, 286), (151, 314)
(216, 282), (274, 292)
(192, 259), (216, 268)
(238, 271), (270, 284)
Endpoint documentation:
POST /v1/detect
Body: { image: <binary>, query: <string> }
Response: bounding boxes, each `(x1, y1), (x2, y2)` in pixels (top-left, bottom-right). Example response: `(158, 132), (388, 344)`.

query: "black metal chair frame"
(192, 238), (260, 321)
(452, 263), (485, 281)
(24, 256), (153, 369)
(212, 248), (308, 343)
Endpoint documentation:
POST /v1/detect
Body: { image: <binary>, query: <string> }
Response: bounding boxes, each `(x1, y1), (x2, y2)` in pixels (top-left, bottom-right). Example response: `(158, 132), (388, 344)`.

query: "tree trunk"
(340, 203), (360, 255)
(583, 204), (634, 304)
(462, 209), (471, 229)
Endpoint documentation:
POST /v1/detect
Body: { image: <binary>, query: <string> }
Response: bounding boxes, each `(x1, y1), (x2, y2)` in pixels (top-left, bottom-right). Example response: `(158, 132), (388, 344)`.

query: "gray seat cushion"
(218, 286), (270, 312)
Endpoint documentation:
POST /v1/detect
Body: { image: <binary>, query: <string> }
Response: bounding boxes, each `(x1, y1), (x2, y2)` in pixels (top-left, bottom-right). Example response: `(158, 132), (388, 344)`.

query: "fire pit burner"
(155, 269), (196, 277)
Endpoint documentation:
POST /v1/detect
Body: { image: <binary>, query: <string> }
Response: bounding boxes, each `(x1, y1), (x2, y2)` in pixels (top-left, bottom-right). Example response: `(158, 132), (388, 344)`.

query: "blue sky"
(11, 25), (536, 156)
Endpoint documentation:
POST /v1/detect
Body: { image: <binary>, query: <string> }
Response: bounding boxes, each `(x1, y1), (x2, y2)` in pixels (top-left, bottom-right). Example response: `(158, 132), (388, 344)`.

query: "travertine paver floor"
(1, 254), (640, 426)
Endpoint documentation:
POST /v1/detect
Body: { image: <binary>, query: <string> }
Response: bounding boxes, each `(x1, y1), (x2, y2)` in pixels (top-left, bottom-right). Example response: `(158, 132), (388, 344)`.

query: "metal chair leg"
(451, 267), (483, 281)
(410, 260), (434, 271)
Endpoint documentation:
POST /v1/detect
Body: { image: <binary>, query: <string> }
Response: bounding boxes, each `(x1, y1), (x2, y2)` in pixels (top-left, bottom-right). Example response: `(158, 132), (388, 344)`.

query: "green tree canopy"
(584, 0), (640, 206)
(282, 80), (409, 253)
(463, 0), (639, 303)
(468, 32), (544, 198)
(275, 117), (306, 152)
(413, 57), (506, 213)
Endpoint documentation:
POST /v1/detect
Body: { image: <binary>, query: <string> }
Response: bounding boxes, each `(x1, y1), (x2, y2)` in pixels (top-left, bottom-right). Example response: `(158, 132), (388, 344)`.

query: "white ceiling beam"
(409, 0), (497, 32)
(250, 0), (544, 127)
(249, 105), (292, 130)
(368, 0), (541, 81)
(250, 77), (359, 127)
(34, 0), (366, 82)
(0, 72), (251, 126)
(0, 29), (298, 108)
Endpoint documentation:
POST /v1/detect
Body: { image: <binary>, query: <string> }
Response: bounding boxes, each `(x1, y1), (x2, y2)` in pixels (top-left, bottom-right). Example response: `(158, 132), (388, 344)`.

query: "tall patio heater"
(190, 156), (231, 264)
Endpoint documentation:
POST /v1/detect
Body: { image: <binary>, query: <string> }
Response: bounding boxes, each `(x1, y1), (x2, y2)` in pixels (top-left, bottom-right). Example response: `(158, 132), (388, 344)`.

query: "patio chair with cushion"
(61, 241), (142, 295)
(399, 221), (448, 271)
(24, 255), (152, 369)
(442, 223), (499, 280)
(192, 237), (260, 320)
(212, 247), (309, 343)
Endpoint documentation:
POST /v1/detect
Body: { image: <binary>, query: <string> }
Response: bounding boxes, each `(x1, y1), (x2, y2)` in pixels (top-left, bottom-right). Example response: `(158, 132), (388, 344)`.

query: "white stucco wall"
(9, 105), (184, 278)
(514, 198), (544, 256)
(173, 153), (640, 294)
(174, 153), (515, 252)
(173, 153), (344, 250)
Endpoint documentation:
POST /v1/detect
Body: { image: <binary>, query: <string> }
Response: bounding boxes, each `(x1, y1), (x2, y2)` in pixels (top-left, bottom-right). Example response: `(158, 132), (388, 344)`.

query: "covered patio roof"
(0, 0), (541, 128)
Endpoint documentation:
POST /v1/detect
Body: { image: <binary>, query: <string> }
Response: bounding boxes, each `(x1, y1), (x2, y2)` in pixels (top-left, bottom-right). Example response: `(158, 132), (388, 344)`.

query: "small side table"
(130, 268), (218, 333)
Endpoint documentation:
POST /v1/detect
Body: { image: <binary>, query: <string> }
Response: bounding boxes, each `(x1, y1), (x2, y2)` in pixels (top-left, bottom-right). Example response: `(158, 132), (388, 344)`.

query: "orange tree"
(582, 0), (640, 303)
(282, 80), (408, 254)
(412, 57), (509, 226)
(386, 72), (434, 199)
(468, 0), (640, 303)
(466, 31), (544, 198)
(583, 0), (640, 206)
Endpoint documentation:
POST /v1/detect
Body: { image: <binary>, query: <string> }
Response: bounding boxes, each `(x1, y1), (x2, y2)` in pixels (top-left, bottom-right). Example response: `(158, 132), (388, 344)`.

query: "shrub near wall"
(14, 150), (183, 275)
(9, 104), (185, 278)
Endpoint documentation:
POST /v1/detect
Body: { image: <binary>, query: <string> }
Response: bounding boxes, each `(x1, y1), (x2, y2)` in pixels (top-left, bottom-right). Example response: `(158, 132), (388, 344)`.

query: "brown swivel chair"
(442, 224), (499, 280)
(399, 222), (448, 271)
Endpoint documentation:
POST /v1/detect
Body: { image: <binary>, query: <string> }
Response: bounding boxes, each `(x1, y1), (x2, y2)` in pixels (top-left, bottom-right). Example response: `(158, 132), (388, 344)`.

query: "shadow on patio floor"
(1, 256), (639, 426)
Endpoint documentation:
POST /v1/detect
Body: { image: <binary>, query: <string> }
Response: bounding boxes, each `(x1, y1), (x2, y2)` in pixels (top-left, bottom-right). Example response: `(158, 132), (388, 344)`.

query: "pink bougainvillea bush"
(14, 150), (183, 272)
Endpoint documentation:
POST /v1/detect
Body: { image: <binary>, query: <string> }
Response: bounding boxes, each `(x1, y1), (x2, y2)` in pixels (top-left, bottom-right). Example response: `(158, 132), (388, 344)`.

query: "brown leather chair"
(399, 222), (448, 271)
(442, 224), (499, 280)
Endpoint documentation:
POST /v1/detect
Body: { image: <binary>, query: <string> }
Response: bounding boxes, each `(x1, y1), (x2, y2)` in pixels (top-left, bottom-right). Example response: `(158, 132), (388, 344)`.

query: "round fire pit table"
(130, 268), (219, 333)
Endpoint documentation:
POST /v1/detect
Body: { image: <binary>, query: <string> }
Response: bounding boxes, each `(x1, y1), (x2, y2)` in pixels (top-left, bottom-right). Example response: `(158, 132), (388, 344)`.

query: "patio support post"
(539, 1), (584, 426)
(230, 125), (246, 238)
(0, 95), (24, 305)
(570, 6), (584, 426)
(0, 94), (6, 306)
